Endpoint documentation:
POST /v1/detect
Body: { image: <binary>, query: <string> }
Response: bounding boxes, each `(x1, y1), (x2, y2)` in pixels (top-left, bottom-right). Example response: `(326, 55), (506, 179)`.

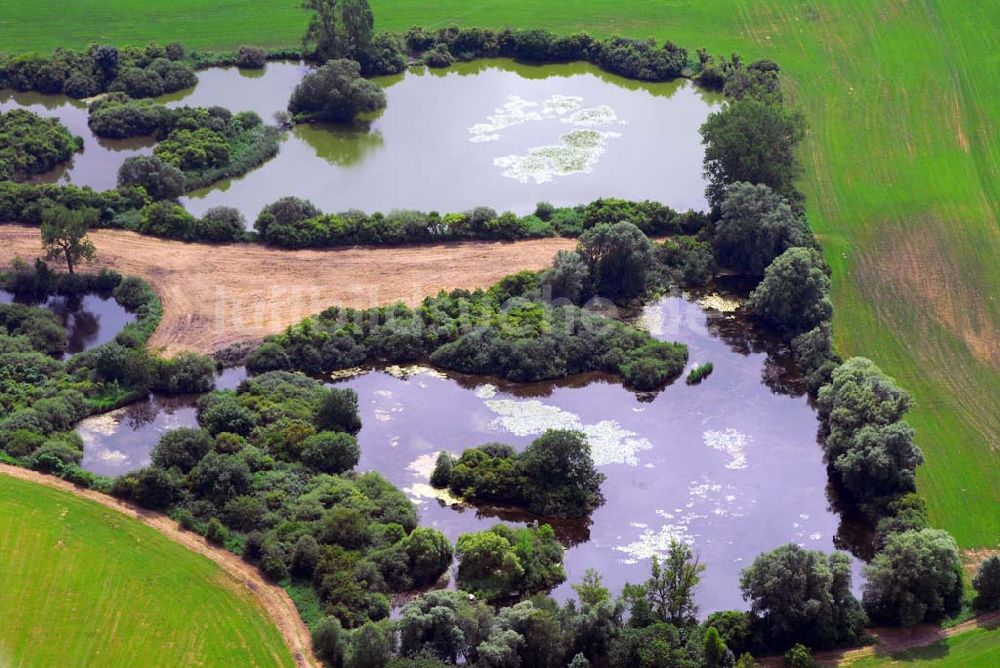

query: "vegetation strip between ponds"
(0, 462), (321, 668)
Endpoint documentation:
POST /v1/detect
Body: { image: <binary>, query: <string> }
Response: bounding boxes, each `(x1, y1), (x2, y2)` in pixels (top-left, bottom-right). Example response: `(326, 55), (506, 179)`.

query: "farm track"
(0, 463), (320, 668)
(0, 225), (574, 355)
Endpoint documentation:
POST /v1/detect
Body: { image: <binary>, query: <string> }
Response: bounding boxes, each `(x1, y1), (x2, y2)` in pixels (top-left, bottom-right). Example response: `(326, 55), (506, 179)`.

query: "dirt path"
(0, 225), (574, 355)
(0, 464), (319, 668)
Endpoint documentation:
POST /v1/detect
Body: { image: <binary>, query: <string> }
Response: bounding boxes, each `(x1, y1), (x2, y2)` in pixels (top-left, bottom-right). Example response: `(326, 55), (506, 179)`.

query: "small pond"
(73, 293), (856, 611)
(4, 59), (720, 222)
(0, 289), (135, 355)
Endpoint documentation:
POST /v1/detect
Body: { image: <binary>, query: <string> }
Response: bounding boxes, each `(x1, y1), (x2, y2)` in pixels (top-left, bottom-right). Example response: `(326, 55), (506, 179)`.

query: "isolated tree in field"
(288, 59), (386, 123)
(863, 528), (963, 626)
(713, 182), (811, 275)
(302, 0), (340, 60)
(701, 99), (806, 209)
(40, 205), (96, 274)
(646, 540), (705, 626)
(748, 246), (832, 333)
(973, 556), (1000, 610)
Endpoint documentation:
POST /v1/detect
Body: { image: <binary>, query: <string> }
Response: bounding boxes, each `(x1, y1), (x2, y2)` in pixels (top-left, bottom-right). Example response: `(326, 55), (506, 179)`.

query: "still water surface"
(0, 289), (134, 355)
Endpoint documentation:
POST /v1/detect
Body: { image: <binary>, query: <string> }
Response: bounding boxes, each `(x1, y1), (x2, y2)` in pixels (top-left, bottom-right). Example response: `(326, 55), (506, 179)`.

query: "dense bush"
(973, 556), (1000, 610)
(0, 109), (81, 181)
(0, 302), (67, 357)
(194, 206), (246, 242)
(577, 221), (654, 299)
(434, 429), (605, 518)
(659, 237), (716, 287)
(0, 182), (147, 228)
(455, 523), (565, 600)
(862, 529), (963, 626)
(117, 155), (185, 200)
(748, 247), (832, 333)
(236, 46), (268, 69)
(288, 59), (386, 123)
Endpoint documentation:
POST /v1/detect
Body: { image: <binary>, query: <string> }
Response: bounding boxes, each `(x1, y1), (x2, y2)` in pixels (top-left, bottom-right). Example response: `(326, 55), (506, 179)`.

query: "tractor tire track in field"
(0, 225), (574, 356)
(0, 464), (320, 668)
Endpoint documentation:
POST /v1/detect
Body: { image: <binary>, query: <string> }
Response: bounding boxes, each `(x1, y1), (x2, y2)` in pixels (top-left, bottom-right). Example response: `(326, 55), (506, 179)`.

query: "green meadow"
(0, 475), (294, 666)
(848, 622), (1000, 667)
(1, 0), (997, 544)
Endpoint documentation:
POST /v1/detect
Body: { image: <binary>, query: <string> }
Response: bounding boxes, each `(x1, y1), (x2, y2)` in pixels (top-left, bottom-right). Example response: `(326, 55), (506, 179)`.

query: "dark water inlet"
(0, 289), (135, 355)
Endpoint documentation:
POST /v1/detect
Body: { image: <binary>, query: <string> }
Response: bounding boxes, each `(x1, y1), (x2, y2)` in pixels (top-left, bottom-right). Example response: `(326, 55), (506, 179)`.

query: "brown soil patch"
(858, 227), (999, 370)
(0, 464), (319, 667)
(0, 225), (574, 356)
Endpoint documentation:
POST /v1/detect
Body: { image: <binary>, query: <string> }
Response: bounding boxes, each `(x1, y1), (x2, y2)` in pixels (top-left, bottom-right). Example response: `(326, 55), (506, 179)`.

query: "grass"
(0, 0), (996, 606)
(0, 475), (294, 667)
(846, 622), (1000, 667)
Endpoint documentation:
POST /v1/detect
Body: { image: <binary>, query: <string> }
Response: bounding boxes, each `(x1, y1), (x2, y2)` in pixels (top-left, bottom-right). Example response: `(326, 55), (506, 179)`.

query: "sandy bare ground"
(0, 463), (319, 667)
(0, 225), (574, 355)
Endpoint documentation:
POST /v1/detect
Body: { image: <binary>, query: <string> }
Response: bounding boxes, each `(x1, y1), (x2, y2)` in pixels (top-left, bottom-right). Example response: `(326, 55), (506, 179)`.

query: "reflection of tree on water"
(296, 122), (385, 167)
(47, 295), (100, 354)
(432, 497), (592, 548)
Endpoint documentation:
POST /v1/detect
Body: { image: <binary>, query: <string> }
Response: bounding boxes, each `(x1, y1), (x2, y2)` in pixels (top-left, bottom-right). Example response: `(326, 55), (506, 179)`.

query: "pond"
(73, 292), (855, 611)
(0, 289), (135, 355)
(4, 59), (720, 222)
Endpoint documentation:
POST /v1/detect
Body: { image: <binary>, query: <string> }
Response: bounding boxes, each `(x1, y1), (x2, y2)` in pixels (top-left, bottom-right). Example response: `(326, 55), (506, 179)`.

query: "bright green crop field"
(0, 475), (294, 666)
(848, 622), (1000, 667)
(1, 0), (997, 543)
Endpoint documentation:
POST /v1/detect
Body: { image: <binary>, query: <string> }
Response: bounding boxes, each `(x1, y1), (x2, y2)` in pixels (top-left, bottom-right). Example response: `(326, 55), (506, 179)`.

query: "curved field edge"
(5, 0), (993, 548)
(0, 466), (316, 667)
(836, 615), (1000, 668)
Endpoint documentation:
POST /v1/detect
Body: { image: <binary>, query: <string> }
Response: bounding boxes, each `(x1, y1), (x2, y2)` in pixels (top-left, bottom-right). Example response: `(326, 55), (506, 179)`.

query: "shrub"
(577, 221), (654, 298)
(973, 556), (1000, 610)
(0, 109), (81, 182)
(748, 247), (832, 333)
(713, 182), (811, 275)
(686, 362), (714, 385)
(205, 517), (229, 545)
(429, 451), (452, 488)
(153, 351), (216, 394)
(195, 206), (245, 242)
(151, 427), (213, 472)
(316, 387), (362, 434)
(236, 46), (268, 69)
(456, 523), (565, 601)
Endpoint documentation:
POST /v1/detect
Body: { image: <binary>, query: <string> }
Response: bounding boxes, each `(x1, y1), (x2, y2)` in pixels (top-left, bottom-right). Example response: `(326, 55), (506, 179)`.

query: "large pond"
(3, 60), (720, 221)
(74, 292), (855, 611)
(0, 289), (135, 355)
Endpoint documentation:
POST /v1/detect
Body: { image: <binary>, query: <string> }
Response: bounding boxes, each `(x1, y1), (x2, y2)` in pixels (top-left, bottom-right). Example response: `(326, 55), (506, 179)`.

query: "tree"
(429, 450), (453, 487)
(117, 155), (185, 199)
(863, 529), (964, 626)
(301, 431), (360, 473)
(783, 644), (814, 668)
(518, 429), (605, 518)
(700, 99), (806, 209)
(573, 568), (611, 607)
(973, 556), (1000, 610)
(288, 59), (386, 123)
(302, 0), (340, 61)
(398, 591), (488, 662)
(747, 246), (832, 333)
(740, 544), (865, 650)
(576, 221), (654, 298)
(646, 541), (705, 627)
(339, 0), (374, 60)
(402, 527), (453, 586)
(40, 205), (96, 275)
(713, 182), (811, 275)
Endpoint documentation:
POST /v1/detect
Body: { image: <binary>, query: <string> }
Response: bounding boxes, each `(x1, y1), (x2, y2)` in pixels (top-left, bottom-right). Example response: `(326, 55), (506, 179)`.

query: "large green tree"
(863, 528), (964, 626)
(40, 204), (97, 274)
(287, 58), (386, 123)
(747, 246), (832, 333)
(700, 99), (806, 209)
(576, 221), (654, 298)
(713, 181), (811, 275)
(645, 540), (705, 627)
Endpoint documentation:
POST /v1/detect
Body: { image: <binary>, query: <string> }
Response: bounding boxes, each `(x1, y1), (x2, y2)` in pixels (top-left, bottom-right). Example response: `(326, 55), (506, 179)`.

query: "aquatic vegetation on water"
(702, 428), (750, 470)
(482, 395), (652, 466)
(494, 129), (620, 184)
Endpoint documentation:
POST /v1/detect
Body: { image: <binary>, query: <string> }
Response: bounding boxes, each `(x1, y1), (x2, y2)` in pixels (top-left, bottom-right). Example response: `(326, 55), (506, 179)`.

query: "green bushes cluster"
(686, 362), (714, 385)
(431, 429), (605, 519)
(248, 264), (687, 391)
(0, 109), (82, 181)
(403, 27), (689, 82)
(110, 370), (453, 629)
(287, 58), (386, 123)
(0, 42), (196, 99)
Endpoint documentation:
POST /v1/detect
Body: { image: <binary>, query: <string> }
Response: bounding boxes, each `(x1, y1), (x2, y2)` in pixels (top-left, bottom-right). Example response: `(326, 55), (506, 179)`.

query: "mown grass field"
(1, 2), (997, 544)
(847, 622), (1000, 667)
(0, 475), (294, 666)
